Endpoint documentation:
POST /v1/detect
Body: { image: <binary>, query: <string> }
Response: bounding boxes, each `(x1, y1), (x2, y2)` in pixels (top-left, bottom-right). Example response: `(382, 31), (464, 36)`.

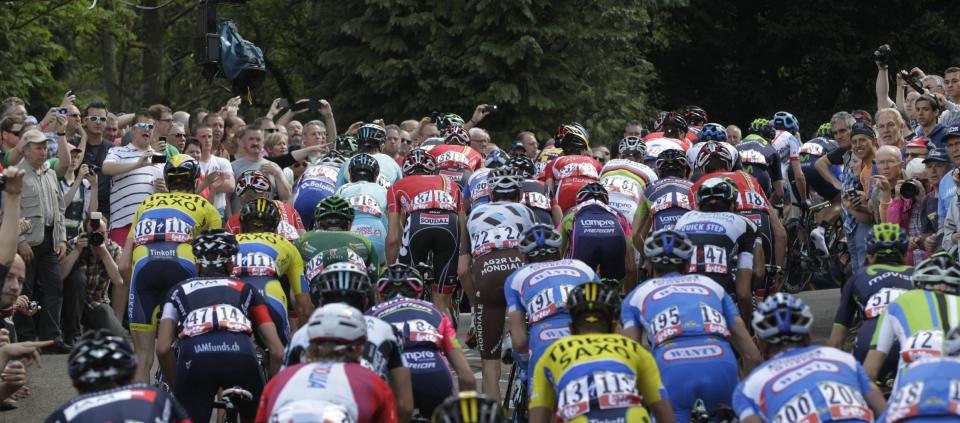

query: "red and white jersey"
(386, 175), (463, 214)
(644, 132), (695, 150)
(690, 170), (770, 214)
(541, 155), (602, 185)
(427, 144), (483, 171)
(254, 361), (398, 423)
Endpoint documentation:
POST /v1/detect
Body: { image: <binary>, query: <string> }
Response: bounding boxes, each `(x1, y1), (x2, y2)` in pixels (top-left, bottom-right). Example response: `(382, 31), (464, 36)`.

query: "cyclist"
(683, 105), (708, 134)
(335, 123), (403, 187)
(632, 149), (694, 243)
(227, 169), (306, 241)
(233, 198), (310, 344)
(123, 153), (221, 382)
(463, 149), (509, 210)
(285, 262), (413, 421)
(881, 326), (960, 422)
(529, 281), (674, 423)
(735, 119), (784, 203)
(542, 123), (602, 214)
(47, 330), (191, 422)
(155, 229), (284, 422)
(622, 229), (761, 422)
(827, 223), (912, 389)
(644, 111), (695, 148)
(863, 252), (960, 380)
(504, 224), (598, 392)
(599, 136), (658, 223)
(386, 148), (467, 317)
(732, 293), (886, 423)
(507, 155), (554, 224)
(336, 153), (389, 260)
(431, 391), (505, 423)
(428, 124), (484, 189)
(795, 134), (843, 255)
(560, 182), (635, 286)
(463, 167), (536, 398)
(292, 152), (343, 230)
(297, 194), (381, 277)
(370, 263), (477, 419)
(770, 111), (808, 211)
(255, 303), (398, 423)
(643, 136), (686, 168)
(674, 176), (758, 318)
(534, 146), (562, 180)
(685, 123), (738, 180)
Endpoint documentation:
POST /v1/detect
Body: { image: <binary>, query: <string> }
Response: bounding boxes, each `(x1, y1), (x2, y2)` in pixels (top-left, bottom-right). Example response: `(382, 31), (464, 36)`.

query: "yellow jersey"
(128, 192), (222, 246)
(233, 232), (307, 296)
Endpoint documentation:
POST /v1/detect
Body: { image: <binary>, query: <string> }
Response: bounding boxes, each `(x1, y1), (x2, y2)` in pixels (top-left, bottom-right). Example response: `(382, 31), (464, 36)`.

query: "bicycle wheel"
(781, 219), (811, 293)
(507, 362), (529, 423)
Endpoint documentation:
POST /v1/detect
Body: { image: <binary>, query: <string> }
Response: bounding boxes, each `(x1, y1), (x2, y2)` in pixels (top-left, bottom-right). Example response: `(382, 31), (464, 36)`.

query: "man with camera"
(58, 213), (124, 345)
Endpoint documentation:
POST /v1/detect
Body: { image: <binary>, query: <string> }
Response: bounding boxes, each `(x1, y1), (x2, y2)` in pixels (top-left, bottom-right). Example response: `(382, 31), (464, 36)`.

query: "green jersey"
(296, 230), (381, 276)
(871, 289), (960, 368)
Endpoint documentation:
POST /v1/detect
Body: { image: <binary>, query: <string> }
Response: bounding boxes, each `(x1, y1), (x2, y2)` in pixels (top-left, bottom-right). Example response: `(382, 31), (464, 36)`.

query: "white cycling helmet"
(306, 303), (367, 347)
(270, 400), (356, 423)
(944, 326), (960, 357)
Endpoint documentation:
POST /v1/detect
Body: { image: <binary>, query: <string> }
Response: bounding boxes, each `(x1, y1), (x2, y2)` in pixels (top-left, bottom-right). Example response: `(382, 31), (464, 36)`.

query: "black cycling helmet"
(556, 123), (590, 153)
(192, 229), (239, 268)
(576, 182), (608, 204)
(696, 176), (738, 211)
(644, 229), (695, 265)
(376, 263), (425, 299)
(618, 136), (646, 158)
(866, 223), (908, 261)
(164, 154), (201, 192)
(432, 390), (505, 423)
(505, 155), (536, 179)
(402, 148), (437, 176)
(659, 112), (688, 138)
(314, 195), (355, 230)
(683, 105), (708, 126)
(334, 135), (358, 155)
(518, 224), (562, 260)
(239, 198), (281, 233)
(312, 262), (373, 311)
(567, 282), (621, 326)
(655, 149), (689, 175)
(68, 329), (137, 390)
(356, 123), (386, 149)
(348, 153), (380, 183)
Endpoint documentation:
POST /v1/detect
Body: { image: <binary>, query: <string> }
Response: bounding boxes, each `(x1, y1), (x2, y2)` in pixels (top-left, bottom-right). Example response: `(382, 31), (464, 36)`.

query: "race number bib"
(699, 303), (729, 336)
(471, 179), (491, 202)
(180, 304), (252, 338)
(470, 226), (520, 257)
(601, 175), (642, 200)
(557, 372), (641, 420)
(522, 191), (551, 210)
(393, 318), (442, 346)
(436, 151), (469, 168)
(232, 251), (278, 277)
(739, 191), (769, 211)
(689, 245), (728, 274)
(347, 194), (384, 217)
(526, 285), (575, 324)
(817, 381), (872, 421)
(772, 390), (817, 423)
(409, 190), (458, 212)
(133, 217), (193, 245)
(650, 192), (691, 213)
(651, 306), (681, 344)
(864, 288), (906, 319)
(902, 330), (943, 364)
(739, 149), (767, 165)
(886, 381), (924, 421)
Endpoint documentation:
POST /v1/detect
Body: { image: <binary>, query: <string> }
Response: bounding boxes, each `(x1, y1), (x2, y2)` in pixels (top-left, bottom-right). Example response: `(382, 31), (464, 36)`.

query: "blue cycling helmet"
(698, 123), (727, 143)
(772, 111), (799, 132)
(643, 229), (695, 265)
(484, 149), (509, 169)
(752, 293), (814, 344)
(518, 224), (562, 258)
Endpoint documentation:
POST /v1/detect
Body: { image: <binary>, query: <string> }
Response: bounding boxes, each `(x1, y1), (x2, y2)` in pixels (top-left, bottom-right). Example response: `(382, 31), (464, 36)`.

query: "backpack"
(218, 19), (266, 92)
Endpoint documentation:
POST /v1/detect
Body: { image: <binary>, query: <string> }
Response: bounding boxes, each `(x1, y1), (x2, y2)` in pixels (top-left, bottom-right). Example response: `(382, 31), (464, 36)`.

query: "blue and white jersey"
(621, 272), (739, 347)
(293, 163), (339, 199)
(336, 153), (403, 188)
(464, 167), (493, 208)
(337, 181), (388, 224)
(881, 356), (960, 422)
(733, 346), (877, 423)
(504, 259), (598, 325)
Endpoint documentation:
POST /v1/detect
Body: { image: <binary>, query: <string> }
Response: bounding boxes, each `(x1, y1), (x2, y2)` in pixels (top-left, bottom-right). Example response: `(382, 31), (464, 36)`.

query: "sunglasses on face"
(86, 116), (107, 122)
(264, 128), (279, 134)
(135, 123), (155, 130)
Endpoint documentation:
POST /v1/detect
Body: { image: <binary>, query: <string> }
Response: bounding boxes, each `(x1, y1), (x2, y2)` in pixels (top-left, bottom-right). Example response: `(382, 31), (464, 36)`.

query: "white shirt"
(103, 144), (162, 229)
(199, 155), (233, 209)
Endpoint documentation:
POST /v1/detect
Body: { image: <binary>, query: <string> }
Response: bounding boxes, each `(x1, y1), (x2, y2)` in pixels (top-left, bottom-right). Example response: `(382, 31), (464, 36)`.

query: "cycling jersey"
(690, 170), (771, 214)
(387, 175), (462, 215)
(296, 230), (380, 277)
(561, 200), (631, 279)
(733, 345), (877, 422)
(636, 177), (694, 231)
(128, 192), (222, 332)
(541, 155), (602, 213)
(673, 210), (757, 293)
(771, 130), (801, 201)
(292, 163), (339, 230)
(521, 179), (554, 224)
(302, 246), (371, 287)
(871, 289), (960, 369)
(159, 276), (275, 421)
(792, 137), (842, 200)
(643, 138), (686, 167)
(834, 264), (912, 371)
(881, 356), (960, 422)
(368, 296), (461, 417)
(466, 201), (537, 258)
(255, 362), (398, 423)
(337, 181), (389, 261)
(233, 232), (307, 344)
(283, 315), (405, 381)
(686, 141), (740, 174)
(335, 152), (403, 187)
(530, 333), (667, 423)
(464, 167), (493, 208)
(46, 383), (192, 423)
(427, 144), (484, 171)
(644, 133), (696, 149)
(599, 159), (658, 222)
(226, 200), (305, 241)
(735, 137), (782, 197)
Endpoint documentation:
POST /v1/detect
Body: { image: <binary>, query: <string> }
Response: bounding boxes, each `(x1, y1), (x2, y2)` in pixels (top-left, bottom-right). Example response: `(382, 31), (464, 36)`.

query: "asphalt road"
(3, 288), (842, 423)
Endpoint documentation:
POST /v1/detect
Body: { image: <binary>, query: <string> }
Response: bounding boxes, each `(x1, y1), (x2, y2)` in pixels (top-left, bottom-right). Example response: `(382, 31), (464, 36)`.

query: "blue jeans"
(847, 224), (870, 273)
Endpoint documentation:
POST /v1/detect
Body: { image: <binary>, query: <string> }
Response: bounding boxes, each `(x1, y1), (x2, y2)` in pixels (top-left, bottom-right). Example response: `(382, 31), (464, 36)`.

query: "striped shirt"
(103, 145), (162, 229)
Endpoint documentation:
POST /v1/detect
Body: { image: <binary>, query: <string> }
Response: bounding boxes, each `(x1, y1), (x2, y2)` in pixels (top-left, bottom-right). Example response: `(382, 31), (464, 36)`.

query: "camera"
(27, 301), (40, 312)
(56, 107), (68, 116)
(900, 179), (922, 199)
(483, 105), (498, 114)
(86, 164), (100, 174)
(151, 154), (167, 164)
(874, 44), (892, 67)
(87, 212), (104, 247)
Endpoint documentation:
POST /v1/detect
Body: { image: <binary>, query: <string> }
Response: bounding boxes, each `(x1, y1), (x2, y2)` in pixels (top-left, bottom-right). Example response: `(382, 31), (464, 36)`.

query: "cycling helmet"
(518, 224), (562, 258)
(320, 150), (346, 167)
(698, 123), (728, 143)
(655, 148), (689, 173)
(659, 112), (688, 134)
(556, 123), (590, 152)
(239, 198), (281, 232)
(945, 325), (960, 357)
(376, 263), (425, 298)
(683, 106), (708, 126)
(505, 155), (536, 178)
(334, 134), (358, 154)
(866, 223), (908, 260)
(164, 154), (201, 191)
(235, 169), (272, 196)
(912, 253), (960, 294)
(356, 123), (386, 148)
(348, 153), (380, 183)
(402, 148), (437, 175)
(695, 176), (738, 209)
(484, 149), (509, 169)
(432, 391), (505, 423)
(192, 229), (239, 267)
(748, 118), (770, 134)
(271, 400), (355, 423)
(567, 281), (621, 325)
(487, 167), (524, 198)
(652, 111), (669, 130)
(816, 122), (833, 138)
(68, 329), (137, 390)
(435, 113), (465, 134)
(306, 303), (367, 347)
(618, 136), (646, 158)
(313, 262), (373, 310)
(772, 111), (799, 132)
(752, 293), (814, 344)
(314, 195), (355, 229)
(444, 125), (470, 146)
(695, 141), (735, 171)
(643, 229), (695, 265)
(576, 182), (608, 204)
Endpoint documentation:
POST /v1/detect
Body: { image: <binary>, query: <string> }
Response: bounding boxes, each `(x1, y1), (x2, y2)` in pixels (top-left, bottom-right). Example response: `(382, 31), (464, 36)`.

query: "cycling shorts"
(176, 332), (264, 421)
(798, 163), (841, 200)
(654, 336), (738, 423)
(528, 315), (571, 387)
(438, 168), (472, 190)
(472, 248), (526, 360)
(404, 347), (454, 418)
(566, 407), (652, 423)
(742, 211), (774, 290)
(568, 209), (627, 280)
(400, 210), (460, 295)
(292, 186), (334, 230)
(239, 276), (290, 345)
(855, 319), (900, 385)
(129, 242), (197, 332)
(555, 180), (591, 215)
(351, 215), (387, 263)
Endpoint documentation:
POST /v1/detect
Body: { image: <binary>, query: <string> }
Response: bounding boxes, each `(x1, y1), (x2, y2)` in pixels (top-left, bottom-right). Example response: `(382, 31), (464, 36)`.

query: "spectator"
(11, 130), (69, 352)
(222, 116), (245, 158)
(413, 118), (439, 145)
(103, 113), (119, 145)
(870, 145), (903, 223)
(167, 122), (187, 152)
(883, 157), (937, 264)
(148, 105), (174, 140)
(59, 153), (97, 241)
(285, 120), (303, 145)
(0, 168), (26, 336)
(101, 110), (162, 247)
(924, 148), (951, 193)
(726, 125), (742, 145)
(302, 120), (330, 158)
(171, 110), (190, 128)
(182, 138), (201, 161)
(230, 125), (291, 210)
(187, 107), (208, 136)
(904, 137), (930, 163)
(592, 146), (610, 164)
(396, 128), (412, 159)
(468, 127), (491, 157)
(516, 131), (539, 160)
(76, 102), (112, 216)
(915, 94), (947, 148)
(875, 108), (907, 149)
(264, 132), (288, 157)
(384, 124), (403, 162)
(203, 113), (226, 153)
(194, 123), (235, 216)
(255, 117), (278, 135)
(399, 119), (419, 133)
(0, 98), (27, 121)
(938, 126), (960, 226)
(59, 215), (125, 343)
(624, 121), (643, 137)
(1, 117), (23, 160)
(837, 119), (876, 271)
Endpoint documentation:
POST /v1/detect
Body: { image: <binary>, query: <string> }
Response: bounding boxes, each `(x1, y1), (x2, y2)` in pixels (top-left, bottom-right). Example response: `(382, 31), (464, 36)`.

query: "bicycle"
(212, 386), (253, 423)
(690, 398), (738, 423)
(782, 201), (849, 293)
(502, 358), (529, 422)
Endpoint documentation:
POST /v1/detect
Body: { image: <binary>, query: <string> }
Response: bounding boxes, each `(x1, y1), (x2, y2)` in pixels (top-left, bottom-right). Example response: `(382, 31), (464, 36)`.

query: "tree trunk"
(139, 0), (164, 104)
(100, 2), (121, 110)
